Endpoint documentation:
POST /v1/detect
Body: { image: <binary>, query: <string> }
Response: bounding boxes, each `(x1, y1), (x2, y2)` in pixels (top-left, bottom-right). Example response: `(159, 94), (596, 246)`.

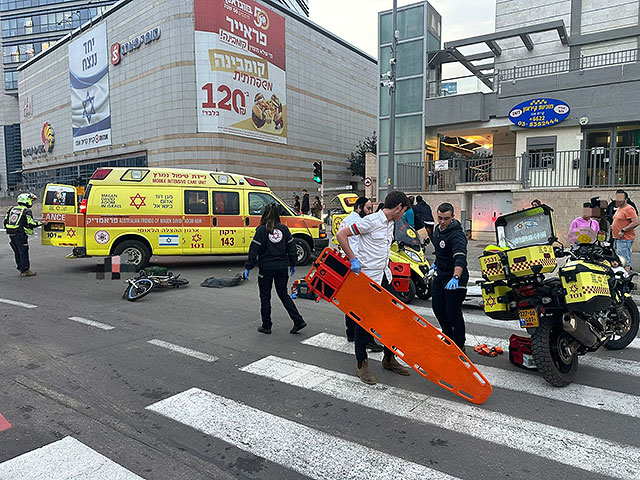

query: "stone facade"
(17, 0), (377, 198)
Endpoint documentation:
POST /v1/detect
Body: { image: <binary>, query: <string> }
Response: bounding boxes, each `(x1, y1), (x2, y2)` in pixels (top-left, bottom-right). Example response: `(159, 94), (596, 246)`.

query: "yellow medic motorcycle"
(479, 205), (639, 386)
(329, 193), (431, 304)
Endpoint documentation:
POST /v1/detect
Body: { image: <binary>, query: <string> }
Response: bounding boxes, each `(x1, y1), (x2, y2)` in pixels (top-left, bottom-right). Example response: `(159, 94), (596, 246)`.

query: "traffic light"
(313, 161), (322, 184)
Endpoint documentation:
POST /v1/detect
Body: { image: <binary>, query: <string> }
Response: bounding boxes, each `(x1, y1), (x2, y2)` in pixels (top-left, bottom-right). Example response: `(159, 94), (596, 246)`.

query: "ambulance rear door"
(41, 183), (80, 247)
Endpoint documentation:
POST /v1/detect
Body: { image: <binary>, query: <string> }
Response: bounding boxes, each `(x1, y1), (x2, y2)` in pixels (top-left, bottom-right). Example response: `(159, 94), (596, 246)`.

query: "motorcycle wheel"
(394, 278), (416, 304)
(416, 277), (432, 300)
(531, 318), (578, 387)
(126, 278), (155, 302)
(604, 297), (640, 350)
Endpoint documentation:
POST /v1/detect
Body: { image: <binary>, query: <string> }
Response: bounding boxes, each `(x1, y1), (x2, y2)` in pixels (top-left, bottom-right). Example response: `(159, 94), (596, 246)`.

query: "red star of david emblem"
(485, 296), (496, 307)
(130, 193), (146, 210)
(192, 233), (202, 243)
(66, 228), (76, 238)
(569, 284), (579, 294)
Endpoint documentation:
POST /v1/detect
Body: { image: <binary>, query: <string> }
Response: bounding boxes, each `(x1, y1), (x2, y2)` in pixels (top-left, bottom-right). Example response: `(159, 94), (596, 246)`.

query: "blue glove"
(290, 266), (296, 277)
(446, 277), (459, 290)
(350, 257), (362, 274)
(428, 264), (436, 275)
(243, 269), (250, 280)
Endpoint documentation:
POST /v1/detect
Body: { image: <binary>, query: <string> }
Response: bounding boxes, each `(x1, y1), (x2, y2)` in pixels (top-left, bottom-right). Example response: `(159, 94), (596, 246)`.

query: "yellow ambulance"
(41, 167), (327, 268)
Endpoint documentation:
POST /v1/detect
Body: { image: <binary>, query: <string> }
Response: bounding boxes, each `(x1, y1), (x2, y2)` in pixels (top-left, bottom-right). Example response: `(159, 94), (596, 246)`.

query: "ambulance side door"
(182, 189), (212, 254)
(41, 183), (79, 247)
(212, 190), (244, 253)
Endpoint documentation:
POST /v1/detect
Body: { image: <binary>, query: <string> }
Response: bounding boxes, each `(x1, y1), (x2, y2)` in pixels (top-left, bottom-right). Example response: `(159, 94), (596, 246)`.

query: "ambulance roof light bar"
(91, 168), (112, 180)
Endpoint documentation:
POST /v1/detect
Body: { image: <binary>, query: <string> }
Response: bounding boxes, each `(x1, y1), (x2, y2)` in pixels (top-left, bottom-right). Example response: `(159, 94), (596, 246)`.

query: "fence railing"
(497, 48), (640, 83)
(395, 146), (640, 192)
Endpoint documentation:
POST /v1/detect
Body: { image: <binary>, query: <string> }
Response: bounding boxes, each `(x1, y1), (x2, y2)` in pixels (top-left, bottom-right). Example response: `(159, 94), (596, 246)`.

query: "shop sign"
(110, 27), (161, 65)
(195, 0), (287, 144)
(23, 122), (55, 157)
(435, 159), (449, 171)
(509, 98), (570, 128)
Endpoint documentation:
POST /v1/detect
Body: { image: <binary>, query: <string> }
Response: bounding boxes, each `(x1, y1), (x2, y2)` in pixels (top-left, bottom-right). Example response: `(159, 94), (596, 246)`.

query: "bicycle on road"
(123, 270), (189, 302)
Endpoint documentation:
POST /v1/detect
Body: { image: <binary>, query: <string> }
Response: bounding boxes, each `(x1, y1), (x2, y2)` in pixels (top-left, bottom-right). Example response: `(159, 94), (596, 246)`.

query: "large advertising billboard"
(195, 0), (287, 144)
(69, 22), (112, 152)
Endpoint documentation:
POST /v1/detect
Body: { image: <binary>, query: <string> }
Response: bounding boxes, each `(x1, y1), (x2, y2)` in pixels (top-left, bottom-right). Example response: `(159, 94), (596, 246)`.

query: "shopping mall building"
(380, 0), (640, 242)
(11, 0), (376, 198)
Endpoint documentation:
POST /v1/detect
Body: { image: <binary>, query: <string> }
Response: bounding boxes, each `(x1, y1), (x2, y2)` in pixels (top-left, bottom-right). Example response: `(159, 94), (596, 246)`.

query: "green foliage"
(347, 132), (377, 178)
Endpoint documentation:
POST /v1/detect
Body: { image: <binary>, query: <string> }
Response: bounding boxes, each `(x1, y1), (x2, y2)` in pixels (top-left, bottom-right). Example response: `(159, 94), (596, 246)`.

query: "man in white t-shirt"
(339, 196), (373, 342)
(336, 190), (411, 385)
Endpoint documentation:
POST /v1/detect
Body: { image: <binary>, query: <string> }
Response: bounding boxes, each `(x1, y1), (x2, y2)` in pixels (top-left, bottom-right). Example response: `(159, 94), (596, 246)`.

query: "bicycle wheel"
(168, 277), (189, 287)
(126, 278), (155, 301)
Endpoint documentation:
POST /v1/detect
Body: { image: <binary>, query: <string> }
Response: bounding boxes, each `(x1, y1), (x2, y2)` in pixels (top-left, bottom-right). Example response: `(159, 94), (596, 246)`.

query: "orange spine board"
(306, 248), (493, 405)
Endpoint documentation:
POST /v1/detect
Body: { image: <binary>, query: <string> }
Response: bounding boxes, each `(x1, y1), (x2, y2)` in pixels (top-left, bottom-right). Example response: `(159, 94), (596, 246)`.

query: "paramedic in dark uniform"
(431, 202), (468, 350)
(244, 203), (307, 335)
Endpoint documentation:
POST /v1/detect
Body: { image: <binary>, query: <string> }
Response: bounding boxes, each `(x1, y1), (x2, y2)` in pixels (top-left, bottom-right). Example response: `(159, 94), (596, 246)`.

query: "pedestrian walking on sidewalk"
(244, 204), (307, 335)
(336, 190), (412, 385)
(338, 196), (374, 344)
(301, 189), (310, 215)
(4, 193), (41, 277)
(431, 202), (468, 350)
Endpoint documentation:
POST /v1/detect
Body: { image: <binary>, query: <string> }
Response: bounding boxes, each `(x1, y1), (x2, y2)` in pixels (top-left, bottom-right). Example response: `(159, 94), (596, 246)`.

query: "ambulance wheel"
(394, 278), (416, 304)
(113, 240), (151, 270)
(531, 318), (577, 387)
(295, 238), (311, 265)
(605, 297), (640, 350)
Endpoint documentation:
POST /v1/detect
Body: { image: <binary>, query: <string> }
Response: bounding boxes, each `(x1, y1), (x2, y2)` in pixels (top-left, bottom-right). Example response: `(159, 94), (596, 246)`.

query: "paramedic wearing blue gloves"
(431, 202), (468, 350)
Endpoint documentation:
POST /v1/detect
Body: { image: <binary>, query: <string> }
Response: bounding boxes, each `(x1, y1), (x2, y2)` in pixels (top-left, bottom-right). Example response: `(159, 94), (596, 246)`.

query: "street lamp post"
(387, 0), (398, 192)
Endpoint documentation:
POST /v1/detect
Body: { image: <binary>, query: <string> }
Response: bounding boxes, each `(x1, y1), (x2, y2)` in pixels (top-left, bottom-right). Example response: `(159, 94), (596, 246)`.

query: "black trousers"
(258, 267), (305, 329)
(345, 315), (355, 340)
(9, 232), (30, 273)
(354, 277), (393, 363)
(431, 277), (467, 349)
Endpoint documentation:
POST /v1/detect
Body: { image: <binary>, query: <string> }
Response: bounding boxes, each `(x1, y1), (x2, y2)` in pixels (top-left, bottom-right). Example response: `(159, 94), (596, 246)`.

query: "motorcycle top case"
(560, 260), (611, 312)
(481, 280), (518, 320)
(480, 205), (557, 280)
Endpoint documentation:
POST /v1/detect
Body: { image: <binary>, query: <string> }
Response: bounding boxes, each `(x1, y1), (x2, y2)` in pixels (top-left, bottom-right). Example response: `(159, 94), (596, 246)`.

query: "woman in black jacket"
(244, 204), (307, 335)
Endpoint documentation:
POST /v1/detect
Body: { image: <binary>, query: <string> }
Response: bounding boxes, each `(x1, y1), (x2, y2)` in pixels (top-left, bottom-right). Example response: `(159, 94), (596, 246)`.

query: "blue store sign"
(508, 98), (570, 128)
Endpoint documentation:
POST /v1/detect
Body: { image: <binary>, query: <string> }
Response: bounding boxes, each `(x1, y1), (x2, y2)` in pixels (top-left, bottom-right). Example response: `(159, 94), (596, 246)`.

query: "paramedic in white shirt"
(339, 196), (373, 343)
(336, 190), (412, 385)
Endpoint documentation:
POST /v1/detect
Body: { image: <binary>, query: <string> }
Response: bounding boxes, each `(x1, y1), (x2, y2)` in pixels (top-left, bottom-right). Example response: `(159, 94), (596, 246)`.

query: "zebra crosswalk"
(1, 307), (639, 479)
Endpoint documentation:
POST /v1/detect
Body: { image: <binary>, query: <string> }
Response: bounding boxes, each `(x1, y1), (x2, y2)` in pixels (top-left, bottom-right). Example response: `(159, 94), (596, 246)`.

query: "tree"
(347, 132), (377, 178)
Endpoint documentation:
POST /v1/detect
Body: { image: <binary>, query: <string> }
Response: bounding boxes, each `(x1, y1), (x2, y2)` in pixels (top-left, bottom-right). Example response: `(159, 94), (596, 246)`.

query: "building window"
(4, 70), (17, 89)
(4, 123), (21, 189)
(526, 136), (557, 169)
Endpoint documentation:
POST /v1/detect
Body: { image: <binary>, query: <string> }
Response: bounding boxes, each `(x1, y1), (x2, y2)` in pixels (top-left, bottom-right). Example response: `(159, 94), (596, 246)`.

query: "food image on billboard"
(195, 0), (287, 144)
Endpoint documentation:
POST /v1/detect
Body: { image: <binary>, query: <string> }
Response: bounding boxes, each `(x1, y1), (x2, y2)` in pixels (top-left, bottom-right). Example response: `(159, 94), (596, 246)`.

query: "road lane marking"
(241, 355), (640, 480)
(412, 306), (640, 350)
(146, 387), (459, 480)
(147, 339), (218, 363)
(302, 333), (640, 418)
(0, 436), (144, 479)
(68, 316), (115, 331)
(0, 298), (37, 309)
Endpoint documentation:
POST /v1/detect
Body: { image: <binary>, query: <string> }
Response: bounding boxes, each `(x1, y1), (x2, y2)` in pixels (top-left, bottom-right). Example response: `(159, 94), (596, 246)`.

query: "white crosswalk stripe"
(302, 333), (640, 418)
(146, 387), (460, 480)
(241, 355), (640, 480)
(0, 436), (144, 479)
(412, 306), (640, 350)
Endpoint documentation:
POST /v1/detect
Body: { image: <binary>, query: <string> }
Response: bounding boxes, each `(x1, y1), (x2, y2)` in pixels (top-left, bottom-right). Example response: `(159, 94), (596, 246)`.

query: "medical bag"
(508, 334), (537, 370)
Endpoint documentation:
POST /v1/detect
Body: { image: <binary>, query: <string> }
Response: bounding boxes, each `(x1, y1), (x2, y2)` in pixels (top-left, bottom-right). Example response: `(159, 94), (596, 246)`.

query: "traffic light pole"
(320, 161), (324, 217)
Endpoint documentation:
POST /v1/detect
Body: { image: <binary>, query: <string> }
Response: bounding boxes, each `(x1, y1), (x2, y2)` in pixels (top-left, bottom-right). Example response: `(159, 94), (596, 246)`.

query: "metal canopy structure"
(432, 20), (570, 91)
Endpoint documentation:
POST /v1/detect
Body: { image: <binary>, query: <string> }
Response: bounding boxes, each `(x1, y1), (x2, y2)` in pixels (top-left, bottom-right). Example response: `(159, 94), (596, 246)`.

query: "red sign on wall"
(110, 43), (121, 65)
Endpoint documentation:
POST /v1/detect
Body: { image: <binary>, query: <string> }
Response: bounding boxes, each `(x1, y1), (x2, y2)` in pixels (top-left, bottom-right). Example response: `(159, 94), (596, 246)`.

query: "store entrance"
(584, 124), (640, 187)
(585, 128), (611, 186)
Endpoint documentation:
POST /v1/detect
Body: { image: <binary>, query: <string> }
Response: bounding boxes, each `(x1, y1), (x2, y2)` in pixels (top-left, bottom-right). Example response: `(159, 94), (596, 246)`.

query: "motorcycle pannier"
(505, 245), (556, 278)
(479, 251), (506, 281)
(560, 260), (611, 312)
(481, 281), (518, 320)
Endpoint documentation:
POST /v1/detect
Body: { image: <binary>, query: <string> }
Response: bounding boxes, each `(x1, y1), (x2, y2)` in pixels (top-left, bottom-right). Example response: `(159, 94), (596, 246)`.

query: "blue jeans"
(615, 239), (634, 268)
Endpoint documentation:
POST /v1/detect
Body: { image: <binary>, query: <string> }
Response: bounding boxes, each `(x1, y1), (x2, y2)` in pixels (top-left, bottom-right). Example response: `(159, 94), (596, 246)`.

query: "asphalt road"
(1, 234), (639, 479)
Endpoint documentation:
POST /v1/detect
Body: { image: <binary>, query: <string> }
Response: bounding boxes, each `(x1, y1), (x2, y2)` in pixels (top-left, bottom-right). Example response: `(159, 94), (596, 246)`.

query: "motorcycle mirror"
(398, 241), (405, 250)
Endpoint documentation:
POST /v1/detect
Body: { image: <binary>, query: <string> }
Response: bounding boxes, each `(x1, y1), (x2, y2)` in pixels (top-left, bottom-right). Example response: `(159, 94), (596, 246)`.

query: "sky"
(308, 0), (496, 58)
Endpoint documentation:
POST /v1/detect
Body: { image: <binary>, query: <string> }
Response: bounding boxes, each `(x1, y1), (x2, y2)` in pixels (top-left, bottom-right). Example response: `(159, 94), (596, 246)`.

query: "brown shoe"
(382, 356), (411, 376)
(20, 270), (36, 277)
(356, 359), (377, 385)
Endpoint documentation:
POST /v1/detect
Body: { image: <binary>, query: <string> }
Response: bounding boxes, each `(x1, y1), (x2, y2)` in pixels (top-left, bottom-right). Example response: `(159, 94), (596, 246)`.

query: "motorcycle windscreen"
(394, 218), (422, 251)
(41, 183), (79, 247)
(495, 205), (555, 249)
